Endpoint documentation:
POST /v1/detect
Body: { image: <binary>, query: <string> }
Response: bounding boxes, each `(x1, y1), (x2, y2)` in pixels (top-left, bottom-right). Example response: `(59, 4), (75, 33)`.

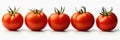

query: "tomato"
(2, 7), (23, 31)
(25, 9), (47, 31)
(48, 7), (70, 31)
(96, 7), (118, 31)
(71, 6), (94, 31)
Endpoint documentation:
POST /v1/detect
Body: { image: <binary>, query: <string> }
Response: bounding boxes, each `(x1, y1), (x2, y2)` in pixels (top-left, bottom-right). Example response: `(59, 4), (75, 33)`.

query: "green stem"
(8, 7), (19, 16)
(75, 6), (86, 14)
(30, 9), (43, 14)
(101, 7), (113, 16)
(54, 7), (65, 14)
(81, 6), (86, 13)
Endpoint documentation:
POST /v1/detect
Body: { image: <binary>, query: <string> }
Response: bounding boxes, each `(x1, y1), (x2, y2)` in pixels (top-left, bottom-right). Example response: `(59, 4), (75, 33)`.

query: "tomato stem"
(100, 7), (113, 16)
(75, 6), (86, 14)
(54, 7), (65, 14)
(8, 7), (19, 16)
(30, 9), (43, 14)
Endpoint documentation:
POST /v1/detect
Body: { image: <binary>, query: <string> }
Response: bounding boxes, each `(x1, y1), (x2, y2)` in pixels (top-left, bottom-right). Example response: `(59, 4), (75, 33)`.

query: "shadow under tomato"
(8, 30), (20, 32)
(18, 29), (45, 32)
(101, 29), (119, 32)
(75, 29), (96, 32)
(52, 30), (67, 32)
(6, 29), (22, 32)
(29, 30), (46, 32)
(3, 30), (22, 33)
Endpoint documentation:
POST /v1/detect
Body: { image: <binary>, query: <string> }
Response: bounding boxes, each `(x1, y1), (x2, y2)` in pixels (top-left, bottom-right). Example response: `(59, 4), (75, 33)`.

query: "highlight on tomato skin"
(96, 7), (118, 31)
(48, 7), (70, 31)
(2, 7), (23, 31)
(71, 6), (95, 31)
(25, 9), (47, 31)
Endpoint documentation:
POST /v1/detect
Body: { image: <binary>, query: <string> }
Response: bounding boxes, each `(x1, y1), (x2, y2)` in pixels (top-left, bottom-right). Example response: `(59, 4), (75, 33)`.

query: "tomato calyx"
(54, 7), (65, 14)
(75, 6), (86, 14)
(100, 7), (113, 16)
(30, 9), (43, 14)
(7, 7), (19, 16)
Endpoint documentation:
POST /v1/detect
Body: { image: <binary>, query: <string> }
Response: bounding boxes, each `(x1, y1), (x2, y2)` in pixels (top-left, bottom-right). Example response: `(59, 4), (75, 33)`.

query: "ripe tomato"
(71, 6), (94, 31)
(96, 7), (118, 31)
(48, 7), (70, 31)
(25, 9), (47, 31)
(2, 7), (23, 31)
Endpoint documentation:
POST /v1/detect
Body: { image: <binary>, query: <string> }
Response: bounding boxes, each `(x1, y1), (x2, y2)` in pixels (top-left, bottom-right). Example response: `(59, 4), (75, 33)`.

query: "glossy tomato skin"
(2, 12), (23, 31)
(71, 12), (94, 31)
(48, 13), (70, 31)
(25, 12), (47, 31)
(96, 13), (117, 31)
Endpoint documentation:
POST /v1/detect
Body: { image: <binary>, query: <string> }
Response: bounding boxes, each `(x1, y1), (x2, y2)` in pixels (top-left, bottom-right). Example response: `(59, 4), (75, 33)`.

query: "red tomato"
(25, 9), (47, 31)
(96, 7), (118, 31)
(48, 7), (70, 31)
(2, 7), (23, 31)
(71, 6), (94, 31)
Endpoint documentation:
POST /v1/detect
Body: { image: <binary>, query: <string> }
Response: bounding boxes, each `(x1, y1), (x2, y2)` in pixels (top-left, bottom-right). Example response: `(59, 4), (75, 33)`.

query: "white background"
(0, 0), (120, 40)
